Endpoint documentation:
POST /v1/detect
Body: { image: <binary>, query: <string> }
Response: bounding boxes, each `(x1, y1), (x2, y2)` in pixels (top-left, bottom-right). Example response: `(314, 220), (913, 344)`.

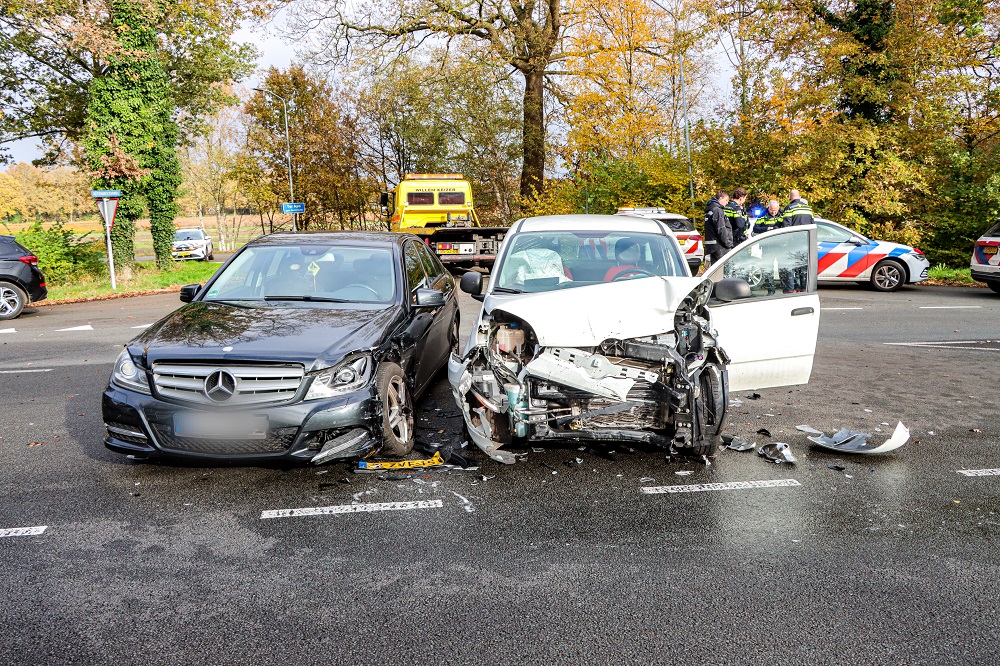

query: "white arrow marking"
(54, 325), (94, 332)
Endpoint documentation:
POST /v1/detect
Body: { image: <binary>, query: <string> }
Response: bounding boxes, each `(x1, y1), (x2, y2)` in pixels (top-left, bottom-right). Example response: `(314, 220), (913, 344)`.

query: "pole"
(103, 198), (117, 291)
(281, 97), (296, 233)
(254, 88), (296, 232)
(676, 16), (695, 215)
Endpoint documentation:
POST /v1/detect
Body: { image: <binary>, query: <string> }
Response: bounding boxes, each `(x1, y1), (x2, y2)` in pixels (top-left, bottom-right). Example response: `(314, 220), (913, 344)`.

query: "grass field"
(43, 260), (221, 302)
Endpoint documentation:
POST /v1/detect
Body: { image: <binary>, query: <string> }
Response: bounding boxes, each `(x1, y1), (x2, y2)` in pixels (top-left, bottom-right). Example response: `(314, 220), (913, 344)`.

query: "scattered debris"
(541, 462), (558, 475)
(756, 428), (772, 437)
(746, 393), (762, 400)
(863, 408), (873, 413)
(675, 470), (694, 476)
(471, 474), (495, 485)
(807, 422), (909, 454)
(796, 425), (824, 435)
(970, 428), (982, 433)
(724, 435), (755, 452)
(357, 451), (445, 471)
(639, 477), (655, 483)
(827, 464), (846, 471)
(928, 431), (935, 435)
(758, 442), (796, 464)
(339, 477), (351, 485)
(532, 447), (544, 453)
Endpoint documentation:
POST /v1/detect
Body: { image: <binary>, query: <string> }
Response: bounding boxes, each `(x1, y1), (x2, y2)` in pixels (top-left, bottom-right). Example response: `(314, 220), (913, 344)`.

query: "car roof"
(248, 231), (406, 247)
(615, 209), (689, 221)
(515, 214), (672, 235)
(175, 228), (205, 232)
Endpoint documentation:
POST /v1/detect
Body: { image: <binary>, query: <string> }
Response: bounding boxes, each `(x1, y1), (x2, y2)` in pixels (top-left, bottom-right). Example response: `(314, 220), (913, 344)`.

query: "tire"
(870, 259), (906, 292)
(988, 282), (1000, 294)
(691, 365), (726, 456)
(376, 361), (414, 457)
(0, 281), (27, 320)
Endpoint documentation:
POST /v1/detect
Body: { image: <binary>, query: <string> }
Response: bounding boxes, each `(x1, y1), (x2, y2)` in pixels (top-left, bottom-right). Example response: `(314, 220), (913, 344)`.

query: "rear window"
(655, 217), (694, 232)
(438, 192), (465, 205)
(984, 219), (1000, 238)
(407, 193), (434, 205)
(0, 238), (31, 258)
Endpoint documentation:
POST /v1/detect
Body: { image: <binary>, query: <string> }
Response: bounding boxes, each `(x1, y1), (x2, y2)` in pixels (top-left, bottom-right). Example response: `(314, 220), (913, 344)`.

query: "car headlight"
(304, 354), (373, 400)
(111, 349), (151, 394)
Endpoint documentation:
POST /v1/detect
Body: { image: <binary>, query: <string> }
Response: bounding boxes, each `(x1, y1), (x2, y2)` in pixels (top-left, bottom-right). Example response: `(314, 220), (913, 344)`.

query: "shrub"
(15, 220), (106, 283)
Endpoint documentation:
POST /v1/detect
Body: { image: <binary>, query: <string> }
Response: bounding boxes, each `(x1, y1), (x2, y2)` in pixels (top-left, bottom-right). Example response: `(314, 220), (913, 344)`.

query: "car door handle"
(791, 307), (814, 316)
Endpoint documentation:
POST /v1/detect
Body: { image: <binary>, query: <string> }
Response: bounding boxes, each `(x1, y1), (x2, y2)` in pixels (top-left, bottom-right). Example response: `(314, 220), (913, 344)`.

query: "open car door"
(703, 225), (820, 392)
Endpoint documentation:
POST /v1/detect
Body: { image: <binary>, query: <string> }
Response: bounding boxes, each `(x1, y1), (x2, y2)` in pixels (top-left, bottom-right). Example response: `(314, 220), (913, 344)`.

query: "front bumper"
(102, 382), (380, 463)
(171, 246), (208, 260)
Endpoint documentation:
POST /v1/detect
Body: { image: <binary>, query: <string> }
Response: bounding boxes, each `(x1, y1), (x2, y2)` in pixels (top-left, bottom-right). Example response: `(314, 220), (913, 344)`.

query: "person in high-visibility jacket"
(725, 187), (749, 246)
(753, 199), (783, 234)
(781, 190), (814, 226)
(703, 189), (732, 265)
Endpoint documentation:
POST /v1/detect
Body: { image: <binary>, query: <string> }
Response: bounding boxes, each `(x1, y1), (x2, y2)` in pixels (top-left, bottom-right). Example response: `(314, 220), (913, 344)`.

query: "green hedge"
(15, 220), (107, 283)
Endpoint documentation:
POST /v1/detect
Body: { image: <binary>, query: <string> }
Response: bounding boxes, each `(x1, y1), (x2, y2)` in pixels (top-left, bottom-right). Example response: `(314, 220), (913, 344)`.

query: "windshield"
(174, 230), (204, 241)
(203, 245), (397, 304)
(985, 219), (1000, 238)
(494, 230), (687, 294)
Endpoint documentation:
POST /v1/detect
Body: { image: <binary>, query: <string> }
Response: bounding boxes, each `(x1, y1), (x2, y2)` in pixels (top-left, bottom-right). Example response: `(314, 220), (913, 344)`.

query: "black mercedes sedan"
(102, 232), (459, 463)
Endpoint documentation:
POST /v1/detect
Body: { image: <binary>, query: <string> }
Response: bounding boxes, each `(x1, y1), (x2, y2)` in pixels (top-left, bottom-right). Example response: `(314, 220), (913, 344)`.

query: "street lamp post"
(253, 87), (297, 232)
(645, 0), (696, 215)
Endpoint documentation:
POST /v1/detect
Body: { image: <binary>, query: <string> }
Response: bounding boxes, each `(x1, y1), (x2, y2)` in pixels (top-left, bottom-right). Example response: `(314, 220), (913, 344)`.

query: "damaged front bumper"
(448, 279), (730, 463)
(102, 383), (380, 463)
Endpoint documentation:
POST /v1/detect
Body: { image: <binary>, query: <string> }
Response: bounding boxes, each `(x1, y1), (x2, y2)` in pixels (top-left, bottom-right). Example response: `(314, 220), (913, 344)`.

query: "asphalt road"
(1, 283), (998, 664)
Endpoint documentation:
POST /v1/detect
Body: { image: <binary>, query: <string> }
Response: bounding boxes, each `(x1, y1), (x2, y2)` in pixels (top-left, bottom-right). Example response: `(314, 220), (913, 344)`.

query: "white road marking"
(261, 499), (443, 519)
(642, 479), (801, 494)
(884, 341), (1000, 352)
(918, 306), (982, 309)
(0, 368), (53, 374)
(824, 307), (863, 310)
(0, 328), (15, 334)
(131, 324), (153, 329)
(0, 526), (47, 538)
(957, 468), (1000, 477)
(54, 325), (94, 332)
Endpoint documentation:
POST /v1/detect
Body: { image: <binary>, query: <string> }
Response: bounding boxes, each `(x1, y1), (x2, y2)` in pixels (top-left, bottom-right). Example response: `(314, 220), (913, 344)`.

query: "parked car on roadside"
(448, 214), (820, 464)
(171, 228), (214, 261)
(970, 219), (1000, 293)
(814, 218), (929, 291)
(0, 235), (47, 320)
(616, 208), (704, 274)
(103, 232), (459, 463)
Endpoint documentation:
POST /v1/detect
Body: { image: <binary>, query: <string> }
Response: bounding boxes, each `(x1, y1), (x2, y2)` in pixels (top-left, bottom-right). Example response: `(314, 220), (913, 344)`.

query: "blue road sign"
(281, 203), (305, 214)
(91, 189), (122, 198)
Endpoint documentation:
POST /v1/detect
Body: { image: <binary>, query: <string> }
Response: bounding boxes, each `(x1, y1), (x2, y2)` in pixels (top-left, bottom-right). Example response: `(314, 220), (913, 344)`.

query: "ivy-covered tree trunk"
(82, 0), (180, 274)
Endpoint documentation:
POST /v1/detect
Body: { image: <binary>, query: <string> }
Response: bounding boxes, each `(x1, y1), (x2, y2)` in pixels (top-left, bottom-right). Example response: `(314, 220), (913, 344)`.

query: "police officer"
(781, 189), (814, 226)
(725, 187), (749, 245)
(704, 190), (732, 265)
(753, 199), (783, 235)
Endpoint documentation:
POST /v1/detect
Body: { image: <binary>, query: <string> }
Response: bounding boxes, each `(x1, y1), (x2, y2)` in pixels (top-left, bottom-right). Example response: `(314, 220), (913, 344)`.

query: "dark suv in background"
(0, 235), (47, 320)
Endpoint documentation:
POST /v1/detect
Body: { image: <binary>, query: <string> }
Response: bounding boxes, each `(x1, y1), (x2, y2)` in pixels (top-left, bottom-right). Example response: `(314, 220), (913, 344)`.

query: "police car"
(815, 218), (929, 292)
(970, 219), (1000, 293)
(616, 208), (703, 273)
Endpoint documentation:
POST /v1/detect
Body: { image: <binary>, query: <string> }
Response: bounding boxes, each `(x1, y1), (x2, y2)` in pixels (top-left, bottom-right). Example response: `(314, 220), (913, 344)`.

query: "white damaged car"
(448, 215), (821, 463)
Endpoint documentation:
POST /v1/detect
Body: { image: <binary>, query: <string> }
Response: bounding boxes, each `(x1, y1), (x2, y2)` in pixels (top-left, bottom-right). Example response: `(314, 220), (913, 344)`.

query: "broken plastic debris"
(970, 428), (982, 433)
(807, 422), (909, 455)
(757, 442), (796, 464)
(827, 464), (846, 471)
(675, 470), (694, 476)
(746, 393), (761, 400)
(724, 436), (755, 452)
(639, 477), (655, 483)
(756, 428), (772, 437)
(863, 408), (873, 413)
(795, 425), (824, 435)
(531, 447), (544, 453)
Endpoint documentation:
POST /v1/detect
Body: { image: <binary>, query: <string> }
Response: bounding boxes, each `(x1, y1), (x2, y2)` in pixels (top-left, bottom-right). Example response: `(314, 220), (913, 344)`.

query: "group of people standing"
(703, 188), (814, 265)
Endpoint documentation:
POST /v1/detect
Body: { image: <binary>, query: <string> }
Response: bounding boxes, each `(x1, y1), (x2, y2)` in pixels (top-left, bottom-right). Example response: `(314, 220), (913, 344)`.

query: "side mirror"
(713, 277), (752, 302)
(379, 192), (389, 208)
(179, 284), (201, 303)
(850, 237), (867, 246)
(460, 271), (483, 298)
(414, 288), (446, 308)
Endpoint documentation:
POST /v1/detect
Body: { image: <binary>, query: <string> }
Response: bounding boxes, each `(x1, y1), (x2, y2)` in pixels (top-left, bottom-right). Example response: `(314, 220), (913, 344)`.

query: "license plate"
(438, 249), (459, 254)
(677, 239), (687, 245)
(176, 252), (191, 257)
(174, 413), (268, 439)
(985, 246), (997, 255)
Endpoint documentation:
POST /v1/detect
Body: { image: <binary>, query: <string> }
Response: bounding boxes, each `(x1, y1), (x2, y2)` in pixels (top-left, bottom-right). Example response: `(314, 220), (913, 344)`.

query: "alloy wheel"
(873, 263), (902, 290)
(0, 286), (21, 316)
(385, 375), (412, 443)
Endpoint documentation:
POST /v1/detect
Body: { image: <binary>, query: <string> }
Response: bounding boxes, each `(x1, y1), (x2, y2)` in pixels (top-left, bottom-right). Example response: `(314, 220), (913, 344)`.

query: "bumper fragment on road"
(642, 479), (802, 494)
(0, 526), (47, 538)
(260, 499), (443, 519)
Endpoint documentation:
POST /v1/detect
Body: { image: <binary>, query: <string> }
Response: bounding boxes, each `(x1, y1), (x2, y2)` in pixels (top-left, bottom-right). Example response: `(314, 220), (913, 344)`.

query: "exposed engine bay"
(448, 279), (731, 464)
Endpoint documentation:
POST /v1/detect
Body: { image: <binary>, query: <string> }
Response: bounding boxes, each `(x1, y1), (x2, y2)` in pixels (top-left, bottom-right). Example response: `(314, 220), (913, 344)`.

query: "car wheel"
(377, 361), (414, 457)
(988, 282), (1000, 294)
(870, 259), (906, 292)
(692, 365), (725, 456)
(0, 281), (26, 320)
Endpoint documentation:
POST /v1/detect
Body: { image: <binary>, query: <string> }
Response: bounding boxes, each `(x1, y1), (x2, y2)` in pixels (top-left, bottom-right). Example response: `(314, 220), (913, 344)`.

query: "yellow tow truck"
(381, 174), (507, 269)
